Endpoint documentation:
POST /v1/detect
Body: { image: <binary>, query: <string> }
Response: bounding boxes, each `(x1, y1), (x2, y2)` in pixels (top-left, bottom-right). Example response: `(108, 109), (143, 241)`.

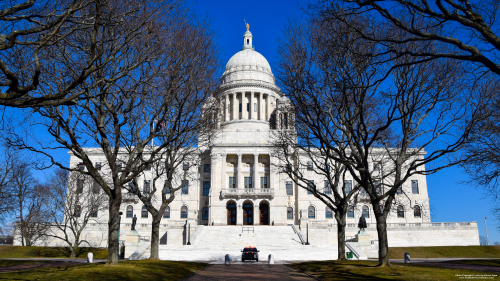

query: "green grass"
(0, 260), (207, 281)
(0, 260), (57, 267)
(294, 260), (499, 280)
(389, 246), (500, 259)
(0, 246), (108, 259)
(447, 259), (500, 267)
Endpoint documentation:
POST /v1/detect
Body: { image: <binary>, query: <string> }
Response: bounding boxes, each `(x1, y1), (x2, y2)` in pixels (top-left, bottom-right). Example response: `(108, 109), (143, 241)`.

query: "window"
(165, 180), (170, 194)
(347, 205), (354, 218)
(254, 103), (257, 112)
(307, 162), (313, 171)
(325, 207), (333, 219)
(307, 180), (314, 194)
(204, 164), (210, 173)
(345, 180), (352, 194)
(286, 181), (293, 195)
(324, 181), (332, 194)
(95, 162), (101, 171)
(163, 206), (170, 218)
(126, 205), (133, 218)
(229, 177), (236, 189)
(308, 206), (315, 219)
(143, 180), (150, 194)
(74, 205), (81, 217)
(182, 180), (189, 194)
(128, 181), (135, 191)
(362, 205), (369, 218)
(374, 162), (382, 172)
(202, 207), (209, 220)
(203, 181), (210, 196)
(244, 177), (252, 189)
(92, 181), (100, 194)
(260, 177), (268, 189)
(142, 205), (148, 218)
(412, 180), (419, 194)
(285, 164), (292, 173)
(90, 209), (98, 218)
(287, 207), (293, 220)
(375, 181), (382, 195)
(247, 103), (250, 111)
(397, 205), (405, 218)
(116, 163), (123, 171)
(414, 206), (421, 218)
(181, 206), (188, 219)
(77, 179), (84, 194)
(78, 163), (85, 171)
(239, 103), (242, 112)
(284, 114), (288, 128)
(146, 164), (151, 171)
(183, 162), (189, 171)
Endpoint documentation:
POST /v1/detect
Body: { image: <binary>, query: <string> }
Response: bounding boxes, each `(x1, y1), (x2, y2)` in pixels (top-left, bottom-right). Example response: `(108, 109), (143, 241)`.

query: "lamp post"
(485, 217), (489, 246)
(187, 222), (191, 245)
(305, 221), (310, 245)
(118, 211), (123, 258)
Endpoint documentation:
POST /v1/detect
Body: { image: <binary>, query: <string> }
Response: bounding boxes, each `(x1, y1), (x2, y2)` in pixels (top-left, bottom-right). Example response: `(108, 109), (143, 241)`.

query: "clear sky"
(188, 0), (499, 244)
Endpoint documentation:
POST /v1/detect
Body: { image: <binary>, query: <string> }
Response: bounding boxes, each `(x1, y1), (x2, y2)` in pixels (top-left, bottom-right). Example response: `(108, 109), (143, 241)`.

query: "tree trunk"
(107, 196), (121, 265)
(150, 216), (161, 260)
(70, 246), (76, 258)
(375, 214), (390, 267)
(336, 213), (347, 260)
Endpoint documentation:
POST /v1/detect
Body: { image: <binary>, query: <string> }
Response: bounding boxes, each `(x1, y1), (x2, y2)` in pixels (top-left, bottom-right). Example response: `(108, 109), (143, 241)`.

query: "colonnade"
(219, 153), (270, 190)
(223, 92), (275, 122)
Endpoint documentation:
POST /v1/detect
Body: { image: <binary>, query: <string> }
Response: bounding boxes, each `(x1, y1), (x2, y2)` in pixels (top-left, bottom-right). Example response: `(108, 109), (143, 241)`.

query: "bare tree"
(277, 14), (485, 266)
(42, 169), (107, 258)
(0, 148), (17, 218)
(5, 1), (220, 265)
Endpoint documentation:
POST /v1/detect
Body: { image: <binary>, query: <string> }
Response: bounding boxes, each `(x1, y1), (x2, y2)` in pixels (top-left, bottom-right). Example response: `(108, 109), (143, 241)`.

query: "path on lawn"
(184, 264), (315, 280)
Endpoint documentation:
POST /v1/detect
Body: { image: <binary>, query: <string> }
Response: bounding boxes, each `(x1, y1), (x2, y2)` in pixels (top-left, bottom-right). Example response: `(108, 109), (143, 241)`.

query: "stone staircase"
(159, 225), (338, 262)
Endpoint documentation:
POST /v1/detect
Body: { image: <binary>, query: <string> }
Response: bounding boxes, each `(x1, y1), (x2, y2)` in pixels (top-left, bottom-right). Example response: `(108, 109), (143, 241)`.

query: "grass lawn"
(293, 260), (499, 280)
(0, 260), (207, 280)
(389, 246), (500, 259)
(447, 259), (500, 267)
(0, 246), (108, 259)
(0, 260), (58, 267)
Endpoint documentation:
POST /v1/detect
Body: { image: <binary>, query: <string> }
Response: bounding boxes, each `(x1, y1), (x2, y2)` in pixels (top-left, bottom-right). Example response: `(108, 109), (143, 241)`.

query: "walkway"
(184, 264), (315, 280)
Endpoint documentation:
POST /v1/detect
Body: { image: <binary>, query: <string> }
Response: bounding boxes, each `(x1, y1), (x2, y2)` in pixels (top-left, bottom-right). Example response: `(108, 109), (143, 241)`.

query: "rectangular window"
(146, 164), (151, 171)
(412, 180), (419, 194)
(95, 162), (101, 171)
(183, 162), (189, 171)
(116, 163), (122, 171)
(77, 179), (84, 194)
(203, 181), (210, 196)
(182, 180), (189, 194)
(374, 162), (382, 172)
(375, 181), (382, 195)
(286, 181), (293, 195)
(239, 103), (242, 112)
(307, 162), (313, 171)
(344, 180), (352, 194)
(397, 186), (402, 194)
(254, 103), (257, 112)
(204, 164), (210, 173)
(285, 164), (292, 173)
(287, 208), (293, 219)
(229, 177), (236, 189)
(244, 177), (252, 189)
(307, 180), (314, 194)
(260, 177), (268, 189)
(324, 181), (332, 194)
(247, 103), (250, 111)
(93, 181), (100, 194)
(144, 180), (150, 194)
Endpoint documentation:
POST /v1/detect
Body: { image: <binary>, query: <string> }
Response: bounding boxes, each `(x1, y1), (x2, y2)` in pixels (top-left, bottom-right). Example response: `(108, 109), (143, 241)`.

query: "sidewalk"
(184, 264), (316, 280)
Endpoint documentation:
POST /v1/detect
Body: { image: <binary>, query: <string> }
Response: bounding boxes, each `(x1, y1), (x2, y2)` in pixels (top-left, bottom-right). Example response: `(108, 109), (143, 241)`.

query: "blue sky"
(188, 0), (499, 244)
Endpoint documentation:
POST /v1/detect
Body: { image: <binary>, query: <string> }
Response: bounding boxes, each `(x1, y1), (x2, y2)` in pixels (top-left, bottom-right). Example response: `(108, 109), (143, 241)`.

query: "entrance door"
(227, 203), (236, 225)
(243, 203), (253, 225)
(259, 203), (269, 225)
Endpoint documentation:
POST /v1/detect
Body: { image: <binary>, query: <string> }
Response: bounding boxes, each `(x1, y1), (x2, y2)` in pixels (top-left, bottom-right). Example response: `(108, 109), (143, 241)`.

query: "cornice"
(215, 82), (282, 96)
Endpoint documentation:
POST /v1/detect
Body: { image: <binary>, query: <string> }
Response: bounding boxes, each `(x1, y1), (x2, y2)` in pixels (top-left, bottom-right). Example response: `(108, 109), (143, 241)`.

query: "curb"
(179, 264), (212, 281)
(285, 264), (322, 281)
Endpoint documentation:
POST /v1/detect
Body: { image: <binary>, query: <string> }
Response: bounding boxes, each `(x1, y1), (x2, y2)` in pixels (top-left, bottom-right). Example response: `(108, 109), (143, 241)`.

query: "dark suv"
(241, 246), (259, 262)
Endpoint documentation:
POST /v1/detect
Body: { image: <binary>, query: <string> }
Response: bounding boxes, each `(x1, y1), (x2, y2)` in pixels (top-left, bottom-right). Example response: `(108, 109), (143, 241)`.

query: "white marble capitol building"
(57, 29), (480, 260)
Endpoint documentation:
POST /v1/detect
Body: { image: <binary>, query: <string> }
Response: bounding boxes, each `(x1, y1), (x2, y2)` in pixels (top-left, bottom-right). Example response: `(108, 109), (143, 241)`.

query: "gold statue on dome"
(244, 19), (250, 31)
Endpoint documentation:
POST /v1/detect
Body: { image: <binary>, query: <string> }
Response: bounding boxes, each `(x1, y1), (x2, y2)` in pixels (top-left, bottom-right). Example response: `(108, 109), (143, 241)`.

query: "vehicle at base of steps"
(241, 246), (259, 262)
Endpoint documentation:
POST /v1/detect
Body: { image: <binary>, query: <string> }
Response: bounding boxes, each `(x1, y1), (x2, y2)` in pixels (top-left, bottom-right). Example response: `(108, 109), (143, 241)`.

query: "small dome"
(221, 49), (275, 85)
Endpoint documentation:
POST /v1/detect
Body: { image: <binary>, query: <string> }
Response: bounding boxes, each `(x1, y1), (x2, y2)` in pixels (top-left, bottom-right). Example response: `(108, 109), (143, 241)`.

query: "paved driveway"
(185, 264), (315, 280)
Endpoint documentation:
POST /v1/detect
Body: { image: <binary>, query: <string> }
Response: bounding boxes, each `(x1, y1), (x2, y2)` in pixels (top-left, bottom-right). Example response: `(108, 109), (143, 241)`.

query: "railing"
(291, 225), (305, 245)
(242, 227), (254, 233)
(221, 188), (274, 198)
(346, 243), (361, 259)
(139, 236), (150, 242)
(345, 222), (476, 228)
(346, 235), (357, 242)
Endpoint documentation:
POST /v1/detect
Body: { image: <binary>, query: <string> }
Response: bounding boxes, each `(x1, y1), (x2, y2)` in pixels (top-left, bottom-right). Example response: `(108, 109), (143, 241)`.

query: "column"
(225, 94), (229, 122)
(259, 92), (263, 120)
(237, 154), (243, 190)
(242, 93), (247, 120)
(266, 94), (270, 122)
(232, 93), (238, 120)
(268, 154), (272, 190)
(221, 154), (227, 190)
(250, 92), (254, 120)
(254, 154), (259, 189)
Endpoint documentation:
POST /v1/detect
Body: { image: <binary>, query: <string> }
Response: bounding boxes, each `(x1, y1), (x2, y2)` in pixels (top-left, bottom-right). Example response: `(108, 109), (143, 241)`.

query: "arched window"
(362, 205), (369, 218)
(126, 205), (133, 218)
(287, 207), (293, 220)
(308, 206), (315, 219)
(181, 206), (188, 219)
(74, 205), (81, 218)
(163, 206), (170, 218)
(347, 206), (354, 218)
(141, 205), (148, 218)
(325, 207), (333, 219)
(397, 205), (405, 218)
(202, 207), (209, 220)
(413, 206), (421, 218)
